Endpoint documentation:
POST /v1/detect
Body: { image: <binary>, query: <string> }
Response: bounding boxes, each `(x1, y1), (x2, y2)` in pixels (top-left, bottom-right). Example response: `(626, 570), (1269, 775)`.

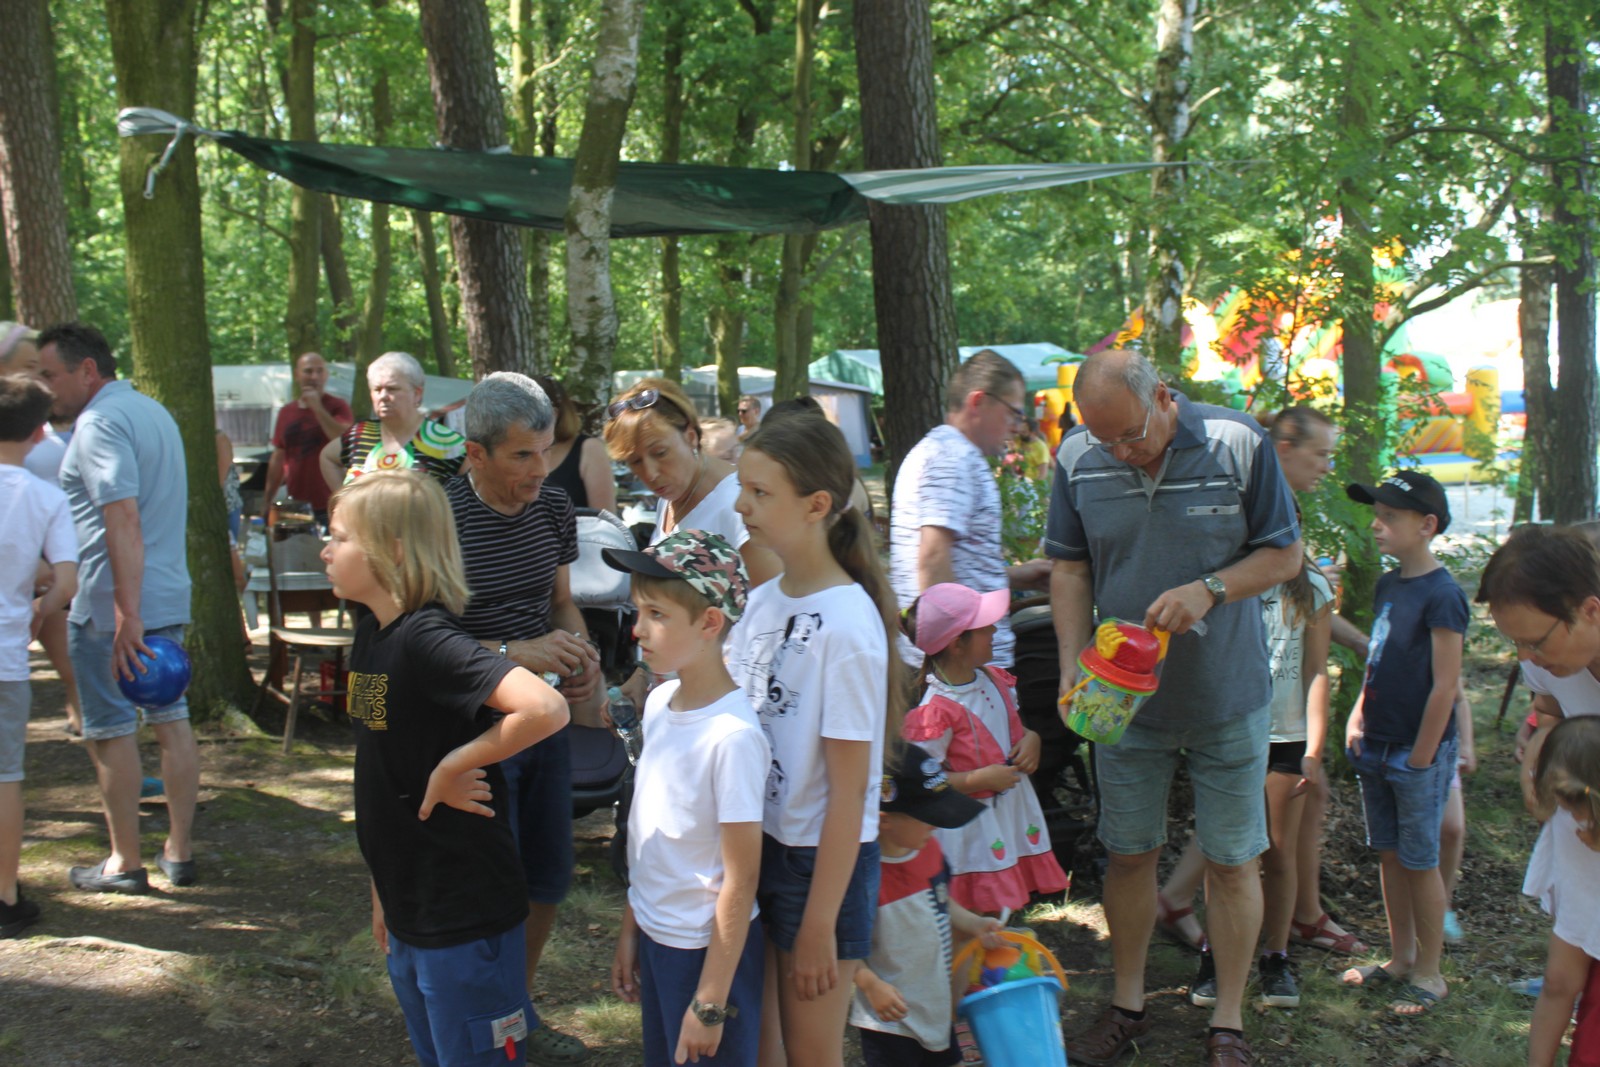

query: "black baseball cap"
(1346, 471), (1451, 534)
(879, 742), (985, 829)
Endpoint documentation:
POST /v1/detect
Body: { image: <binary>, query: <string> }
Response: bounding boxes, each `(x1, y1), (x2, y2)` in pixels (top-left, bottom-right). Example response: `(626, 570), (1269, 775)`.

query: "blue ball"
(116, 635), (192, 709)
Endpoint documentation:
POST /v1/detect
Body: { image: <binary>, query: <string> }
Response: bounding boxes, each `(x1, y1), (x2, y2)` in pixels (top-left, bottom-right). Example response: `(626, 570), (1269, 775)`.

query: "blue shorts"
(757, 835), (880, 960)
(638, 920), (764, 1066)
(0, 680), (27, 782)
(499, 726), (574, 905)
(1348, 737), (1457, 871)
(69, 622), (191, 742)
(386, 923), (539, 1067)
(1093, 702), (1270, 867)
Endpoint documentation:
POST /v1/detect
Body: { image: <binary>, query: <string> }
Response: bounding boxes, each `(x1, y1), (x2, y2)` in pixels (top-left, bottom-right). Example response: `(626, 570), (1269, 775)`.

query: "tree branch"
(1382, 257), (1552, 340)
(213, 197), (290, 243)
(1385, 123), (1597, 166)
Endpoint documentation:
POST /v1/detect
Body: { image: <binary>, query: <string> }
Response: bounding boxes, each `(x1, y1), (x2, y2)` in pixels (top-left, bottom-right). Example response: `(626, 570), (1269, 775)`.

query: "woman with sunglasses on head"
(603, 378), (781, 588)
(1477, 524), (1600, 1067)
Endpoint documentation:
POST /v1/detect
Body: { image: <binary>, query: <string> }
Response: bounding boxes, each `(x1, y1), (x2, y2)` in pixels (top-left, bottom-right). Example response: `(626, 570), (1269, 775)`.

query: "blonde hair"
(743, 415), (909, 743)
(330, 471), (470, 615)
(602, 377), (702, 459)
(1535, 716), (1600, 831)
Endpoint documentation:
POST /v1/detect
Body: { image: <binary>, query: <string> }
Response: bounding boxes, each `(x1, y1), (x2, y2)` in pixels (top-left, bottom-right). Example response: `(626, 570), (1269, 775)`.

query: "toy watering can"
(952, 930), (1070, 1067)
(1057, 619), (1171, 745)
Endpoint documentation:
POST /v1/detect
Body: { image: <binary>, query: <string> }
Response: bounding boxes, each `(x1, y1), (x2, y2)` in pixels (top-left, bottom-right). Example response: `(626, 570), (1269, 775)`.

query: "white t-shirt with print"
(627, 681), (769, 950)
(1520, 660), (1600, 959)
(652, 472), (749, 549)
(889, 424), (1012, 667)
(1263, 570), (1334, 743)
(727, 580), (888, 845)
(1, 466), (79, 681)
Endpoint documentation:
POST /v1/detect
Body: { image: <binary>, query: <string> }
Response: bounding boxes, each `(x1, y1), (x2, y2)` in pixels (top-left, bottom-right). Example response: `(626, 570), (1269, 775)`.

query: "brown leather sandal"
(1206, 1031), (1256, 1066)
(1065, 1006), (1155, 1066)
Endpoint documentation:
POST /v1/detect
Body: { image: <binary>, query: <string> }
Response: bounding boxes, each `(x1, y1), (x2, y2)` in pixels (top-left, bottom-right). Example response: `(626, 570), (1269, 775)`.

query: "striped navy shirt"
(446, 476), (578, 643)
(1044, 393), (1299, 726)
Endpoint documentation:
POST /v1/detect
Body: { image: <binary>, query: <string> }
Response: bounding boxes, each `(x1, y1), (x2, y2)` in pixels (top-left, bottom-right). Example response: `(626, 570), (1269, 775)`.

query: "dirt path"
(1, 644), (1551, 1066)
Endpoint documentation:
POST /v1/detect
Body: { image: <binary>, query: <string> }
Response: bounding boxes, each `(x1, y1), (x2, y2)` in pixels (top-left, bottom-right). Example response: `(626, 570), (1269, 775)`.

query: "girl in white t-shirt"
(726, 415), (905, 1067)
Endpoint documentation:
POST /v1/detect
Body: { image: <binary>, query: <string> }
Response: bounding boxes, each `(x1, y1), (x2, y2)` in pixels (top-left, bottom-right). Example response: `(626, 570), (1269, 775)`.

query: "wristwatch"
(498, 640), (510, 657)
(1200, 573), (1227, 607)
(690, 999), (738, 1026)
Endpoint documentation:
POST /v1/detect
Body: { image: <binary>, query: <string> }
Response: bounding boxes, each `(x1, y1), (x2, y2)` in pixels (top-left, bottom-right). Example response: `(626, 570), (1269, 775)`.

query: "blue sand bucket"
(957, 975), (1067, 1067)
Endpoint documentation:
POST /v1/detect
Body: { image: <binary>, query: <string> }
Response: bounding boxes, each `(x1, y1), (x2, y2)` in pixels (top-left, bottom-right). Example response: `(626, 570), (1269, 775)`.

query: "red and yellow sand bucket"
(1057, 620), (1168, 745)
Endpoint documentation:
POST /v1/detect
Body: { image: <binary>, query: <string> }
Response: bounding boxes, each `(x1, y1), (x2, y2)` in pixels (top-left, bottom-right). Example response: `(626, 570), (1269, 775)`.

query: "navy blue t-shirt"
(1359, 566), (1470, 746)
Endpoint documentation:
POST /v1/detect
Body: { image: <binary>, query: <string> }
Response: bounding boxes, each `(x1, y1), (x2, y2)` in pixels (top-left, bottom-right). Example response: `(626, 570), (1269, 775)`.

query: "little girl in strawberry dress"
(900, 583), (1069, 914)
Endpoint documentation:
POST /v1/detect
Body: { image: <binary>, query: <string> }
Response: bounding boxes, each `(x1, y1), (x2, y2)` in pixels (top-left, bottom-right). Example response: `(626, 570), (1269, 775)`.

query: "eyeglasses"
(1095, 404), (1153, 450)
(607, 388), (661, 420)
(1506, 615), (1565, 656)
(984, 392), (1026, 425)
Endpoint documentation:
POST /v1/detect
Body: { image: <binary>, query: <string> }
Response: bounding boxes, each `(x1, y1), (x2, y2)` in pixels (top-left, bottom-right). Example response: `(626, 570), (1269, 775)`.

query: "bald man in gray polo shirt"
(1048, 351), (1301, 1067)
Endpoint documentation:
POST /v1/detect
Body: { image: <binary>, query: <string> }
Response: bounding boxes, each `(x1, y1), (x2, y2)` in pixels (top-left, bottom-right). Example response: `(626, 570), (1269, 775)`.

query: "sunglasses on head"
(607, 388), (662, 420)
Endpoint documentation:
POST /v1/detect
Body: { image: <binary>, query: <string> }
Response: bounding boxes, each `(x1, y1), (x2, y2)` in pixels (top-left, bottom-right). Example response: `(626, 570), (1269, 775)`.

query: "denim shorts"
(499, 726), (574, 905)
(758, 834), (880, 960)
(386, 922), (538, 1066)
(1347, 737), (1457, 871)
(69, 621), (191, 742)
(1093, 701), (1270, 867)
(0, 680), (28, 782)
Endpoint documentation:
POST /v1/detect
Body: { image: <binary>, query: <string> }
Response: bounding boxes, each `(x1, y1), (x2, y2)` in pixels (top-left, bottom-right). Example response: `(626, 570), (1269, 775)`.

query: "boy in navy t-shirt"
(1340, 471), (1468, 1017)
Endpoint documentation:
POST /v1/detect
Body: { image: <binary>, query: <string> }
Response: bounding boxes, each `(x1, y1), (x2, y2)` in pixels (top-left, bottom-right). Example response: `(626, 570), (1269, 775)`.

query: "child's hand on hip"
(419, 764), (493, 820)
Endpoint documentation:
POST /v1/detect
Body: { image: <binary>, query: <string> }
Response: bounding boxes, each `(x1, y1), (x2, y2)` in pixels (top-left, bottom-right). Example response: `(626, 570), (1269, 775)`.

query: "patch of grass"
(20, 833), (102, 862)
(574, 997), (642, 1046)
(0, 1028), (20, 1050)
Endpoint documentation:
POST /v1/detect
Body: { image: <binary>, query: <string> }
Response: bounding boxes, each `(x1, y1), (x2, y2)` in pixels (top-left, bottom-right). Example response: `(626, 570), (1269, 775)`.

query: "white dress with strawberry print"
(903, 667), (1069, 913)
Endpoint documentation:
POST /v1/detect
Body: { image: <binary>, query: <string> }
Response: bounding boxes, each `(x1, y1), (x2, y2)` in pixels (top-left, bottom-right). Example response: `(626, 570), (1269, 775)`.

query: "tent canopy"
(810, 343), (1083, 399)
(119, 108), (1182, 239)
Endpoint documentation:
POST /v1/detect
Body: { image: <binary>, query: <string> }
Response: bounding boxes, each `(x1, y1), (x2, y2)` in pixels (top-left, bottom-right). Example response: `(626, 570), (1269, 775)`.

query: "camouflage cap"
(602, 528), (750, 621)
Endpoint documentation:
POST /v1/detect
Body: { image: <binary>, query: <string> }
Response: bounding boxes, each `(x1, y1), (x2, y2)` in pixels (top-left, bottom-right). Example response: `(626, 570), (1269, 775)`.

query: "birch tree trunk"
(418, 0), (537, 379)
(853, 0), (958, 483)
(564, 0), (646, 406)
(106, 0), (253, 720)
(1142, 0), (1195, 377)
(0, 0), (78, 326)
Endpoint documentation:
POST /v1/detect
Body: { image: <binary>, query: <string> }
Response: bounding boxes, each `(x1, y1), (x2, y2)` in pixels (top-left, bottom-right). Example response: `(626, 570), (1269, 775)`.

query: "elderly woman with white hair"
(319, 351), (466, 489)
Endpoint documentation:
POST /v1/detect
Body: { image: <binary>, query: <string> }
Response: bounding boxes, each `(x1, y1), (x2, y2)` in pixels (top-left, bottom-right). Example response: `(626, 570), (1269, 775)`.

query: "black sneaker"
(1190, 950), (1218, 1007)
(0, 888), (40, 938)
(69, 860), (149, 895)
(1258, 953), (1301, 1008)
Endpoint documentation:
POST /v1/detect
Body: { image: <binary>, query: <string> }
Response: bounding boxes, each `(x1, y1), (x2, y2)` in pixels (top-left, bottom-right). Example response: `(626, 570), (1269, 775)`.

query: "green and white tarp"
(811, 342), (1084, 398)
(119, 108), (1180, 238)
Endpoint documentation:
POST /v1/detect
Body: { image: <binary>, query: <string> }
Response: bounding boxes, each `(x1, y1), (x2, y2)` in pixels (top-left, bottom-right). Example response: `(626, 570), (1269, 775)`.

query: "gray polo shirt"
(1044, 393), (1298, 726)
(60, 380), (191, 630)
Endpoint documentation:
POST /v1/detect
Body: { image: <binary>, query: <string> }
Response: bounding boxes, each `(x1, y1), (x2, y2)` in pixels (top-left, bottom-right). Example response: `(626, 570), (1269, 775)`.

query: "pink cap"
(913, 583), (1011, 656)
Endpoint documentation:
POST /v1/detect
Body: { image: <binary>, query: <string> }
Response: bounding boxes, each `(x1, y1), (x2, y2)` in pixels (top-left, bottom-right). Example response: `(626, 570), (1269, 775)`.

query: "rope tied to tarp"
(115, 108), (221, 199)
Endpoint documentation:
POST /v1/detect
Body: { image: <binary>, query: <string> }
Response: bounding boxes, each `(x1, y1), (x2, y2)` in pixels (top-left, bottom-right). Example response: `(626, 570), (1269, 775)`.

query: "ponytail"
(744, 416), (911, 744)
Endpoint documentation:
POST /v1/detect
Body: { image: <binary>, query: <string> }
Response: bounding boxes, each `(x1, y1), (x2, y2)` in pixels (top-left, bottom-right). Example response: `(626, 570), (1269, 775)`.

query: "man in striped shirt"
(448, 372), (600, 1066)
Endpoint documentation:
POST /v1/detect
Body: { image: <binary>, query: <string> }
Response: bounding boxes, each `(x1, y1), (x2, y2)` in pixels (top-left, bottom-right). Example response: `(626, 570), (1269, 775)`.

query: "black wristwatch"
(691, 999), (737, 1026)
(1200, 572), (1227, 607)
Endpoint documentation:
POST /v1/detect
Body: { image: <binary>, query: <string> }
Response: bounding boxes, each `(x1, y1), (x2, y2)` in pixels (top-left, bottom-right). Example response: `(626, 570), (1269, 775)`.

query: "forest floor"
(0, 553), (1560, 1066)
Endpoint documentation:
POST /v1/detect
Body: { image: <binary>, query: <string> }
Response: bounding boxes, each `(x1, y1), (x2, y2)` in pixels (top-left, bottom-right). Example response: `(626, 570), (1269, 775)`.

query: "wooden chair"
(253, 525), (353, 753)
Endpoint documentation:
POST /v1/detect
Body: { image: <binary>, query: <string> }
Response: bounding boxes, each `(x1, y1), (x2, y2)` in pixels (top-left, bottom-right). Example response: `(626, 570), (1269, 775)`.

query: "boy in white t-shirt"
(0, 377), (80, 937)
(604, 530), (769, 1066)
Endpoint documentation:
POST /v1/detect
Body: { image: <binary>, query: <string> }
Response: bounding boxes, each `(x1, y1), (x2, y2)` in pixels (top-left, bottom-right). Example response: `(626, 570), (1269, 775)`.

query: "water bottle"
(608, 686), (642, 765)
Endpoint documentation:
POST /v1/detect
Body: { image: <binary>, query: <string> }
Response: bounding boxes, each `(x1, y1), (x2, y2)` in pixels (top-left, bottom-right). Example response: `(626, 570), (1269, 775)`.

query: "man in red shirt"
(262, 352), (352, 524)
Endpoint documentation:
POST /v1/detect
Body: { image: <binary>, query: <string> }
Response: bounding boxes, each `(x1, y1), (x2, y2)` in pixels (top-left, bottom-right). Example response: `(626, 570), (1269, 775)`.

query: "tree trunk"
(565, 0), (647, 408)
(271, 0), (320, 359)
(1516, 256), (1553, 523)
(512, 0), (563, 373)
(773, 0), (818, 402)
(1543, 20), (1598, 523)
(1142, 0), (1195, 378)
(320, 195), (358, 360)
(709, 273), (746, 415)
(0, 0), (77, 326)
(853, 0), (958, 484)
(105, 0), (253, 720)
(0, 200), (12, 320)
(1333, 0), (1383, 642)
(657, 5), (686, 383)
(353, 1), (393, 408)
(411, 209), (455, 382)
(418, 0), (538, 379)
